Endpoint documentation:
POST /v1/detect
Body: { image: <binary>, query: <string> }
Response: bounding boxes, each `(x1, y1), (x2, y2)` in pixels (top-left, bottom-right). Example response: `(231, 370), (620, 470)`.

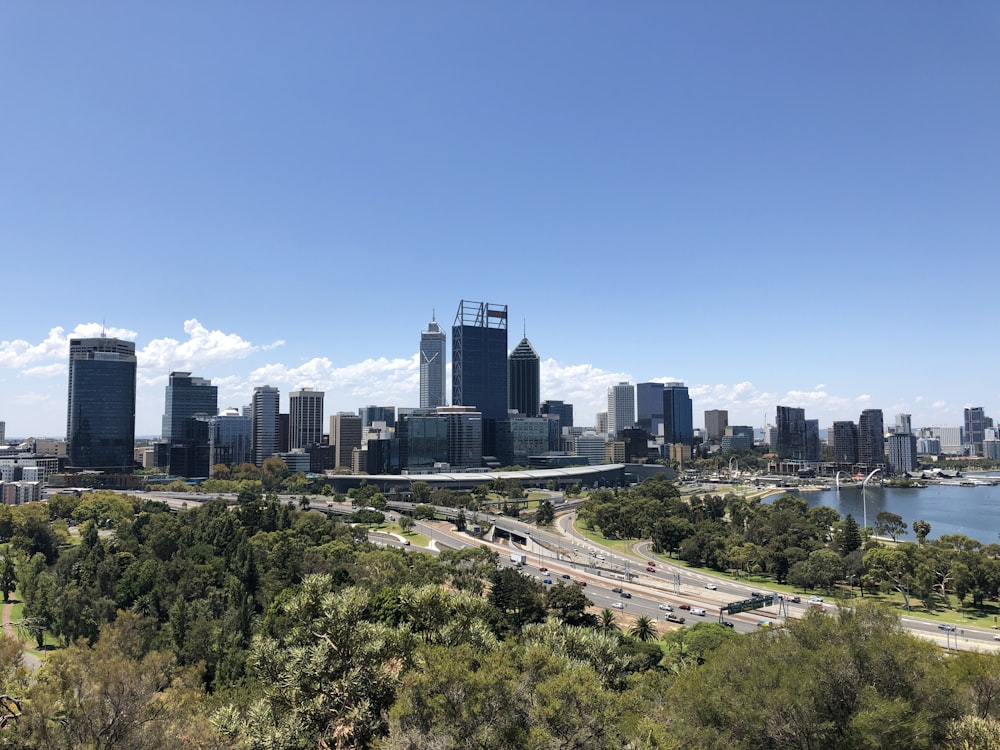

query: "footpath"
(1, 600), (41, 671)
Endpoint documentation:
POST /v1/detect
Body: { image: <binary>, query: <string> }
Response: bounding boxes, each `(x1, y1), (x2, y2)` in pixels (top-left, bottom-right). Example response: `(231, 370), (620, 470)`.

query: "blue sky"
(2, 3), (998, 438)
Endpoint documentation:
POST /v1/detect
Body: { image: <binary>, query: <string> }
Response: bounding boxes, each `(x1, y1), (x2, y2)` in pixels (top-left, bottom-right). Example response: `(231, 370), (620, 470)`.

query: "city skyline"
(2, 5), (998, 437)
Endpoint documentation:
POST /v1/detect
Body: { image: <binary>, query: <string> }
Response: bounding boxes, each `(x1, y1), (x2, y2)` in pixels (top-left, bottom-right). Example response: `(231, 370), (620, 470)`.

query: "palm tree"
(628, 615), (657, 642)
(598, 608), (619, 635)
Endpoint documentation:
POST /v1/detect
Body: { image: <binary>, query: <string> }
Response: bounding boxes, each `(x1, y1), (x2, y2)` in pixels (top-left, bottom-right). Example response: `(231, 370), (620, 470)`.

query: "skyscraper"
(419, 314), (447, 409)
(251, 386), (280, 467)
(209, 407), (252, 470)
(508, 336), (540, 417)
(662, 383), (694, 446)
(162, 372), (218, 441)
(965, 407), (986, 456)
(331, 412), (363, 469)
(289, 388), (325, 450)
(705, 410), (729, 443)
(636, 382), (665, 437)
(775, 405), (806, 460)
(858, 409), (885, 466)
(833, 421), (859, 463)
(452, 300), (508, 420)
(607, 382), (635, 438)
(66, 336), (137, 472)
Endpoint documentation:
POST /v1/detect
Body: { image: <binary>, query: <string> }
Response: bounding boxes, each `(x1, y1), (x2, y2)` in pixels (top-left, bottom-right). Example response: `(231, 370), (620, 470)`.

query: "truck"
(510, 552), (526, 565)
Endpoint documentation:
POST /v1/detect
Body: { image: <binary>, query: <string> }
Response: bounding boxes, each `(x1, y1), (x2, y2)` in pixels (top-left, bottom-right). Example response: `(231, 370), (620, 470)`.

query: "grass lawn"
(374, 522), (432, 548)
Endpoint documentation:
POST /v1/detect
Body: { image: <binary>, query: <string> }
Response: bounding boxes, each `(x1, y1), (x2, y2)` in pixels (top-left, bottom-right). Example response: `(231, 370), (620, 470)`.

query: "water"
(778, 477), (1000, 544)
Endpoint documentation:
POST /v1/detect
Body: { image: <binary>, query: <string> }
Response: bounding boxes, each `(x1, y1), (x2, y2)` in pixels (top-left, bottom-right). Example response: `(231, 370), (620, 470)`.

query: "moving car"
(542, 578), (553, 584)
(691, 607), (707, 616)
(665, 613), (686, 624)
(721, 620), (735, 628)
(808, 595), (823, 604)
(646, 565), (656, 572)
(620, 591), (632, 599)
(787, 595), (801, 603)
(612, 602), (625, 609)
(657, 603), (673, 612)
(611, 586), (623, 594)
(938, 624), (957, 632)
(679, 604), (691, 611)
(561, 573), (571, 579)
(539, 567), (548, 573)
(705, 582), (718, 590)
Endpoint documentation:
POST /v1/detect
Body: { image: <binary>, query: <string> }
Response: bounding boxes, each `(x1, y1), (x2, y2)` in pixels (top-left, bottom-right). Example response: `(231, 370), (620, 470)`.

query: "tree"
(628, 615), (657, 643)
(261, 456), (289, 491)
(398, 515), (416, 533)
(875, 511), (908, 542)
(836, 513), (863, 553)
(0, 555), (15, 603)
(914, 519), (932, 544)
(535, 498), (554, 526)
(410, 481), (432, 504)
(597, 608), (619, 636)
(544, 583), (595, 627)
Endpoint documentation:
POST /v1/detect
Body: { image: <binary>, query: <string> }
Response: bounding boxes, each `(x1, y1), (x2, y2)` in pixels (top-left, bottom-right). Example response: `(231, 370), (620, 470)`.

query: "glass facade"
(66, 337), (137, 472)
(399, 412), (449, 470)
(508, 337), (540, 417)
(420, 317), (447, 409)
(209, 409), (252, 469)
(252, 386), (280, 467)
(662, 382), (693, 446)
(452, 300), (508, 421)
(162, 372), (218, 442)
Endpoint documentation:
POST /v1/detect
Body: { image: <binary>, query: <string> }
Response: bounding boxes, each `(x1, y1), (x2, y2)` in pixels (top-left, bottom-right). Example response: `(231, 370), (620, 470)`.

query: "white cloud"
(0, 323), (136, 369)
(138, 319), (276, 372)
(855, 394), (872, 403)
(21, 363), (66, 378)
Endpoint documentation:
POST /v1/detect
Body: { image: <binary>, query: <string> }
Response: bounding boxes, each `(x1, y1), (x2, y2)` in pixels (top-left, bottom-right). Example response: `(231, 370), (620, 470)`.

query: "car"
(691, 607), (707, 616)
(576, 580), (587, 587)
(402, 540), (410, 546)
(705, 583), (718, 590)
(679, 604), (692, 611)
(561, 573), (571, 579)
(539, 567), (548, 573)
(647, 561), (655, 567)
(938, 624), (957, 632)
(542, 578), (553, 584)
(750, 591), (763, 599)
(620, 591), (632, 599)
(721, 620), (735, 628)
(657, 603), (674, 612)
(808, 595), (824, 604)
(665, 613), (686, 624)
(787, 595), (801, 603)
(646, 565), (656, 572)
(993, 633), (1000, 641)
(612, 602), (625, 609)
(596, 555), (606, 561)
(611, 586), (623, 594)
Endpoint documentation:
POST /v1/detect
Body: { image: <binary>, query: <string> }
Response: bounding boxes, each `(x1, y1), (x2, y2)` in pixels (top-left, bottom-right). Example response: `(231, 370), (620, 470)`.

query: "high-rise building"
(763, 424), (778, 451)
(66, 336), (137, 472)
(508, 336), (540, 417)
(0, 421), (5, 444)
(858, 409), (885, 466)
(888, 433), (918, 474)
(251, 386), (280, 467)
(721, 425), (754, 452)
(397, 410), (449, 471)
(663, 383), (693, 446)
(162, 372), (218, 441)
(289, 388), (325, 450)
(359, 405), (396, 429)
(705, 410), (729, 443)
(419, 314), (447, 409)
(805, 419), (820, 461)
(775, 406), (806, 460)
(965, 407), (986, 456)
(607, 382), (635, 438)
(498, 415), (548, 466)
(438, 405), (484, 469)
(833, 421), (859, 463)
(595, 411), (608, 434)
(895, 413), (912, 436)
(636, 382), (665, 437)
(452, 300), (508, 420)
(541, 400), (574, 430)
(209, 407), (252, 470)
(331, 412), (363, 470)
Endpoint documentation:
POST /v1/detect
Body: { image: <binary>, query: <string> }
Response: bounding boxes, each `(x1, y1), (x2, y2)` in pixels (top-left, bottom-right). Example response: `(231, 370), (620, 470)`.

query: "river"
(778, 477), (1000, 544)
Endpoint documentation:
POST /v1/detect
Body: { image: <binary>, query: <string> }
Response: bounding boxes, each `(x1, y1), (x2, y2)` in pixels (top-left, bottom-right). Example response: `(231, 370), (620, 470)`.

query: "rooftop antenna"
(523, 319), (526, 338)
(101, 317), (106, 338)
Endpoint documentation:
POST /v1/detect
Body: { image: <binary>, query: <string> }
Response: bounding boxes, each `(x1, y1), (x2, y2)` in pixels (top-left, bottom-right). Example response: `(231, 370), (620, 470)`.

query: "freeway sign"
(723, 595), (774, 615)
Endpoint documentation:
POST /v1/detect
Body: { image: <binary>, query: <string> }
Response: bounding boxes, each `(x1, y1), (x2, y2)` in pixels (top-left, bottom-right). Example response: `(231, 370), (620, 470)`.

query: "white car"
(808, 595), (824, 604)
(658, 603), (674, 612)
(612, 602), (625, 609)
(705, 583), (718, 590)
(993, 633), (1000, 641)
(691, 608), (707, 616)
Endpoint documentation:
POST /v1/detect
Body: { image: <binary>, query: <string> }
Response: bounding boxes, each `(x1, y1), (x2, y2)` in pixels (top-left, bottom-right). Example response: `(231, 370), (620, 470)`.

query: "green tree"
(398, 515), (416, 533)
(0, 554), (16, 603)
(535, 498), (554, 526)
(876, 511), (908, 542)
(836, 513), (863, 553)
(628, 615), (657, 643)
(913, 519), (932, 544)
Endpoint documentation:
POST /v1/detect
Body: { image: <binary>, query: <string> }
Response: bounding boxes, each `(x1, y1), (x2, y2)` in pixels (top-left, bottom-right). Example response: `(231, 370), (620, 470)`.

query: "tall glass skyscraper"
(251, 385), (280, 467)
(508, 336), (540, 417)
(662, 382), (693, 446)
(162, 371), (218, 441)
(636, 382), (665, 437)
(420, 314), (447, 409)
(858, 408), (885, 466)
(66, 336), (137, 472)
(452, 300), (507, 420)
(607, 382), (635, 438)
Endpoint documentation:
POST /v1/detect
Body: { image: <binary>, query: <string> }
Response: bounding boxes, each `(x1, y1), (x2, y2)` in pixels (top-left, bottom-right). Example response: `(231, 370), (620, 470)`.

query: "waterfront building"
(833, 421), (859, 463)
(331, 412), (363, 470)
(887, 433), (918, 474)
(508, 336), (541, 417)
(805, 419), (820, 461)
(965, 407), (987, 456)
(66, 336), (137, 473)
(663, 383), (694, 446)
(636, 382), (665, 437)
(251, 386), (280, 467)
(289, 388), (325, 450)
(775, 406), (807, 460)
(705, 410), (729, 443)
(916, 436), (941, 455)
(419, 314), (447, 409)
(209, 407), (252, 470)
(858, 409), (885, 467)
(607, 382), (635, 438)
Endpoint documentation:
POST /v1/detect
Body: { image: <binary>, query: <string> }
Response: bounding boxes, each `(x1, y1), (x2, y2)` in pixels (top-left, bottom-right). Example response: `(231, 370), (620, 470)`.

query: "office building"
(209, 408), (252, 470)
(289, 388), (325, 450)
(0, 422), (4, 444)
(66, 336), (137, 473)
(162, 372), (218, 441)
(452, 300), (508, 421)
(636, 382), (665, 437)
(595, 411), (608, 434)
(574, 433), (608, 466)
(508, 336), (540, 417)
(858, 409), (885, 466)
(775, 406), (807, 460)
(832, 421), (859, 463)
(438, 406), (484, 469)
(419, 314), (447, 409)
(397, 410), (449, 472)
(251, 386), (280, 467)
(663, 382), (693, 446)
(965, 407), (987, 456)
(540, 400), (573, 430)
(498, 415), (548, 466)
(607, 382), (635, 438)
(331, 412), (363, 470)
(359, 405), (396, 429)
(895, 413), (912, 436)
(721, 425), (754, 452)
(930, 426), (963, 455)
(705, 410), (729, 443)
(763, 424), (778, 451)
(805, 419), (820, 461)
(887, 433), (918, 474)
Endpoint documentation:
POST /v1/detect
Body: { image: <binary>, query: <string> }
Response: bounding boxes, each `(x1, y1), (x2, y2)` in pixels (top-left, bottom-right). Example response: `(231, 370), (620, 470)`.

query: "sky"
(2, 3), (999, 439)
